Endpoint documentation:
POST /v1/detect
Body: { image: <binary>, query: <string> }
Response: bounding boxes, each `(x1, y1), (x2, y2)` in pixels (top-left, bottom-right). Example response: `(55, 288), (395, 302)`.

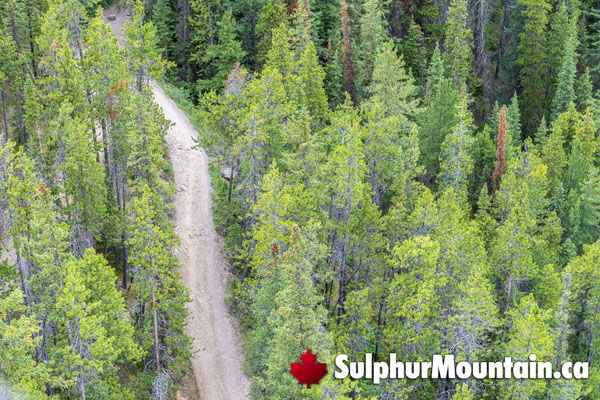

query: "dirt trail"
(105, 7), (250, 399)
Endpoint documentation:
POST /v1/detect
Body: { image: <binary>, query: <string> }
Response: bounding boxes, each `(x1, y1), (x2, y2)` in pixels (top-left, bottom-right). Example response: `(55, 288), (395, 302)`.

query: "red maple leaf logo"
(289, 349), (327, 389)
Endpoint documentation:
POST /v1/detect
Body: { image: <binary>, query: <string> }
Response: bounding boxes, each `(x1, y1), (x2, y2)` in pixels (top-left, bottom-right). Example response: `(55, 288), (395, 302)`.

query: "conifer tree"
(56, 103), (107, 256)
(576, 67), (594, 113)
(197, 10), (245, 92)
(124, 0), (167, 92)
(188, 0), (222, 84)
(52, 249), (140, 399)
(567, 240), (600, 398)
(152, 0), (175, 60)
(505, 92), (522, 155)
(128, 184), (191, 388)
(419, 44), (460, 179)
(290, 0), (313, 56)
(0, 289), (49, 398)
(366, 40), (419, 118)
(438, 93), (475, 203)
(244, 166), (294, 380)
(340, 0), (356, 103)
(443, 0), (473, 88)
(516, 0), (551, 132)
(501, 294), (553, 398)
(294, 40), (328, 125)
(551, 25), (578, 121)
(356, 0), (386, 99)
(264, 23), (294, 77)
(584, 4), (600, 77)
(255, 0), (287, 65)
(257, 227), (332, 399)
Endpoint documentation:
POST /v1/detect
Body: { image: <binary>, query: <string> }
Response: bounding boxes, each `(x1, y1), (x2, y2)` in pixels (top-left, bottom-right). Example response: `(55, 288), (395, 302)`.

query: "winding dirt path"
(104, 7), (250, 399)
(153, 83), (250, 400)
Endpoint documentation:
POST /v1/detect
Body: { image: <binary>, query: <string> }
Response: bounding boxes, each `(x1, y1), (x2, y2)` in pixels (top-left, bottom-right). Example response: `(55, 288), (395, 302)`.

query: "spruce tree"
(197, 10), (245, 92)
(419, 44), (460, 180)
(255, 0), (288, 65)
(551, 25), (578, 121)
(516, 0), (551, 132)
(501, 294), (554, 398)
(443, 0), (473, 88)
(152, 0), (175, 60)
(340, 0), (356, 103)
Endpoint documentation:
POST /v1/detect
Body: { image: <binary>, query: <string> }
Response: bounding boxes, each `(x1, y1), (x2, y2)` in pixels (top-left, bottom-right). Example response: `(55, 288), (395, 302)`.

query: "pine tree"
(257, 227), (332, 399)
(294, 40), (328, 125)
(419, 44), (460, 180)
(356, 0), (386, 100)
(128, 184), (191, 387)
(501, 294), (554, 398)
(264, 23), (294, 77)
(290, 0), (313, 56)
(516, 0), (551, 132)
(56, 103), (107, 256)
(583, 3), (600, 78)
(188, 0), (222, 84)
(243, 167), (292, 373)
(551, 24), (578, 121)
(505, 93), (522, 157)
(0, 29), (23, 145)
(0, 289), (50, 398)
(152, 0), (175, 60)
(340, 0), (356, 103)
(52, 249), (140, 399)
(443, 0), (473, 88)
(384, 236), (444, 362)
(198, 10), (245, 92)
(255, 0), (288, 65)
(567, 240), (600, 398)
(438, 93), (475, 203)
(124, 0), (167, 92)
(576, 67), (594, 113)
(366, 40), (419, 118)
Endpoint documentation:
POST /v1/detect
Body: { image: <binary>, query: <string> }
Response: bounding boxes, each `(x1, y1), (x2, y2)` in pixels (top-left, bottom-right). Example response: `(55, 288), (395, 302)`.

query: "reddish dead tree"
(492, 106), (507, 191)
(341, 0), (356, 103)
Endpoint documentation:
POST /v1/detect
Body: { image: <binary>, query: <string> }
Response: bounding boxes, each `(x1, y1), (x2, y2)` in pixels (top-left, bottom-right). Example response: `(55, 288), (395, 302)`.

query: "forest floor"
(105, 7), (251, 400)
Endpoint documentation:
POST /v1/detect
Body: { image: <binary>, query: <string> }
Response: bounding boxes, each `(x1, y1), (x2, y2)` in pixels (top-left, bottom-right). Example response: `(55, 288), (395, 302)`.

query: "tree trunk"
(113, 164), (129, 289)
(495, 0), (508, 80)
(151, 281), (161, 371)
(1, 91), (8, 146)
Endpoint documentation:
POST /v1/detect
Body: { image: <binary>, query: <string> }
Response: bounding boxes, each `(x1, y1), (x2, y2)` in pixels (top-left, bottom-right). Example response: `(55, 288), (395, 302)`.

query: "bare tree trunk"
(1, 91), (8, 146)
(113, 164), (129, 289)
(151, 281), (161, 371)
(495, 0), (508, 80)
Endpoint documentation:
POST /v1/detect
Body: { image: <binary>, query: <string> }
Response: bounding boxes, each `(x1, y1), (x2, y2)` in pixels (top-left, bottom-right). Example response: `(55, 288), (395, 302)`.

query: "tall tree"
(551, 23), (578, 121)
(443, 0), (473, 88)
(340, 0), (356, 103)
(516, 0), (551, 132)
(197, 9), (245, 92)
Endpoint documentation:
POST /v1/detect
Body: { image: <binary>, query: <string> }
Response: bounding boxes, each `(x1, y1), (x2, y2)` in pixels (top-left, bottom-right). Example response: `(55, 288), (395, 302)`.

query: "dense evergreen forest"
(3, 0), (600, 398)
(0, 0), (191, 398)
(165, 0), (600, 397)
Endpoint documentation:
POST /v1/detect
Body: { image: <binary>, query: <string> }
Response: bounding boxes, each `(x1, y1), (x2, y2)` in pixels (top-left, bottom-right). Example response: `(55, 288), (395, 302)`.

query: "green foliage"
(551, 25), (578, 121)
(197, 9), (246, 92)
(7, 0), (600, 398)
(516, 0), (551, 132)
(443, 0), (473, 88)
(419, 45), (460, 179)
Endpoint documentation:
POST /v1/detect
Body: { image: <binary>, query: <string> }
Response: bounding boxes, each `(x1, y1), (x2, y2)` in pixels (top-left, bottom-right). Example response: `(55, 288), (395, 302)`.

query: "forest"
(2, 0), (600, 398)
